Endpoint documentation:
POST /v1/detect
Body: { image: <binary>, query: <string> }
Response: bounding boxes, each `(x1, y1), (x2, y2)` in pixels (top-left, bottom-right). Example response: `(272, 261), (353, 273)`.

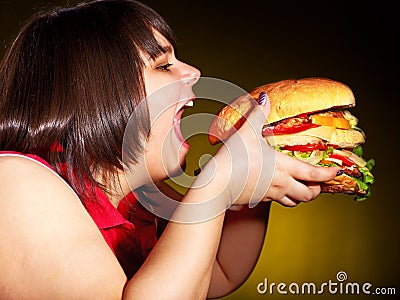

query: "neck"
(96, 168), (132, 208)
(101, 160), (159, 207)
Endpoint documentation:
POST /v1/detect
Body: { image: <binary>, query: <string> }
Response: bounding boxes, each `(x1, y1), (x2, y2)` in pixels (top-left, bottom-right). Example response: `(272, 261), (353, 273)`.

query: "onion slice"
(293, 150), (324, 165)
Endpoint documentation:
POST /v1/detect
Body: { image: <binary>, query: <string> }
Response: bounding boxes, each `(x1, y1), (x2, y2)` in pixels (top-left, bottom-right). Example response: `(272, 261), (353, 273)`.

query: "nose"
(181, 62), (201, 86)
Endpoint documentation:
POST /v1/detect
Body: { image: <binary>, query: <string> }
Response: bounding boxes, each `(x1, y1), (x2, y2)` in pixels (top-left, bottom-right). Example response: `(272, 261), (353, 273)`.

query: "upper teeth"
(185, 100), (194, 107)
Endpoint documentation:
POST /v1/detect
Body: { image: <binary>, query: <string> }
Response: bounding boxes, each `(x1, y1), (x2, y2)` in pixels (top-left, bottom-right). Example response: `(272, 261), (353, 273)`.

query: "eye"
(157, 63), (173, 72)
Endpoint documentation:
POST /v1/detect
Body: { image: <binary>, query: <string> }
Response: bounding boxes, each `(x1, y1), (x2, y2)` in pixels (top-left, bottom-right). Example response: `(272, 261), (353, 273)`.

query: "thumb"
(234, 92), (272, 209)
(244, 92), (271, 132)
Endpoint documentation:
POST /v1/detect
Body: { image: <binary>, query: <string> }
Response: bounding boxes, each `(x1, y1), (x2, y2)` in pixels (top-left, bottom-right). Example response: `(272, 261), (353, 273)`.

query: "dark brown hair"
(0, 0), (176, 198)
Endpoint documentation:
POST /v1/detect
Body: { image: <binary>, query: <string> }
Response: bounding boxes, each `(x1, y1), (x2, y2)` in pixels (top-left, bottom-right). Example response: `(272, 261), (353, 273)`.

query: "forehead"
(153, 30), (173, 53)
(141, 30), (174, 65)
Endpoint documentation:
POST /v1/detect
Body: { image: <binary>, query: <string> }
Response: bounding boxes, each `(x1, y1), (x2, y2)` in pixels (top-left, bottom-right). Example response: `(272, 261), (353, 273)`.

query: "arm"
(207, 203), (270, 298)
(0, 155), (127, 300)
(147, 181), (271, 298)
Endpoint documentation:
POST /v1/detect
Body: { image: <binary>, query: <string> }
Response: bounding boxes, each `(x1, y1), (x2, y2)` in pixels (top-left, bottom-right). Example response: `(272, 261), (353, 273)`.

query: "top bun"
(250, 77), (355, 124)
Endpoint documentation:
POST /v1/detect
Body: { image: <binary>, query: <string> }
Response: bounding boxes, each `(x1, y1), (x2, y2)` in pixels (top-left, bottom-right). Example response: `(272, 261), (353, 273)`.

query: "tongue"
(174, 108), (189, 149)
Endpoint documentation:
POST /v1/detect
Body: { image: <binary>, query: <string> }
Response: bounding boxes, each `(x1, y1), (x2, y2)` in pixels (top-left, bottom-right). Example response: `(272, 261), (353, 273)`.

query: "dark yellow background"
(1, 1), (398, 299)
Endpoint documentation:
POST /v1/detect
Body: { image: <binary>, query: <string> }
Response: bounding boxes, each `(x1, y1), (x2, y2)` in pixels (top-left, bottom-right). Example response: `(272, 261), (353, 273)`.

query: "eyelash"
(157, 63), (173, 72)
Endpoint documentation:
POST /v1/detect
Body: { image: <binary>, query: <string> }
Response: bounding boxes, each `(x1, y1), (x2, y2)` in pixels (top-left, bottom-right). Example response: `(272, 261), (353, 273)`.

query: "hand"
(211, 95), (339, 208)
(262, 150), (339, 207)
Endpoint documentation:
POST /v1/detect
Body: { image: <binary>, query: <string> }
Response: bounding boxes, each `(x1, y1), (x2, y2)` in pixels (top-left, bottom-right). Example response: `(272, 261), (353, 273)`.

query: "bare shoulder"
(0, 154), (74, 199)
(0, 154), (84, 215)
(0, 155), (126, 299)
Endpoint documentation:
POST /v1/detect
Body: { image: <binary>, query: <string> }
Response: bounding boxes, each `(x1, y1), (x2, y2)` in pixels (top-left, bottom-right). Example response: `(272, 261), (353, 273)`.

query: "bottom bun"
(320, 174), (365, 195)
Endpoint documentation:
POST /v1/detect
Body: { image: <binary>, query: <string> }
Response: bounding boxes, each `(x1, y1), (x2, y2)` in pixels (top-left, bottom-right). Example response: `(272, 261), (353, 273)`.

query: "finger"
(298, 165), (341, 183)
(273, 175), (316, 203)
(243, 93), (271, 131)
(306, 182), (322, 198)
(277, 196), (300, 207)
(282, 153), (340, 182)
(257, 92), (271, 118)
(274, 182), (321, 207)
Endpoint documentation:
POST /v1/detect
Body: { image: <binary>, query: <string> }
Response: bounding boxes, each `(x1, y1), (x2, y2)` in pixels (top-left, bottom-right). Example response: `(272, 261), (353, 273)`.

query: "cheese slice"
(297, 126), (336, 140)
(266, 126), (365, 148)
(266, 126), (334, 146)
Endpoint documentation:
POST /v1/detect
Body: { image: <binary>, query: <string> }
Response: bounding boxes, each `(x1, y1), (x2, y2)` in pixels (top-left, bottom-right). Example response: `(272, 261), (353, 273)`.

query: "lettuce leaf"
(354, 159), (375, 201)
(274, 145), (376, 201)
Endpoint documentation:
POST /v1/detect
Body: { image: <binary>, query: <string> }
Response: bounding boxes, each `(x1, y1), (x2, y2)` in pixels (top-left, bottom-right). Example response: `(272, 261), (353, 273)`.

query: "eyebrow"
(146, 44), (173, 64)
(160, 44), (173, 54)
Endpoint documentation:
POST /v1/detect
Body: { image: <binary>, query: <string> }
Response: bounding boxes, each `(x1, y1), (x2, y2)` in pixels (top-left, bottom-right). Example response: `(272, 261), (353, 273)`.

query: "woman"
(0, 0), (339, 299)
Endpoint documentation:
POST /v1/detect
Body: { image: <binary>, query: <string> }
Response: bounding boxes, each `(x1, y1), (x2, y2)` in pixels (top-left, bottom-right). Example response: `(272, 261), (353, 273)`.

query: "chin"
(150, 151), (187, 181)
(166, 154), (187, 179)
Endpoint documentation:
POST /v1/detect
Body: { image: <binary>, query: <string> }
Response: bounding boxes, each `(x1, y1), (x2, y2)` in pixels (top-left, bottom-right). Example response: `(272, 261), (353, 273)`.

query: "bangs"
(111, 0), (177, 65)
(66, 0), (177, 66)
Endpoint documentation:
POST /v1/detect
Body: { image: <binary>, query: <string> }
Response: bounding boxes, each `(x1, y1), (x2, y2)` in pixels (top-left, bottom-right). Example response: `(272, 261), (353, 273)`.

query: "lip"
(175, 96), (195, 116)
(173, 97), (195, 149)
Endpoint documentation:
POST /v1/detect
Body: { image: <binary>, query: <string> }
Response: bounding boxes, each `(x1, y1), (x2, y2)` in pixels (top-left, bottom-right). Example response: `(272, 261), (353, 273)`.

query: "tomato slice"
(328, 153), (355, 166)
(282, 144), (329, 151)
(265, 115), (319, 135)
(273, 123), (319, 135)
(262, 123), (319, 136)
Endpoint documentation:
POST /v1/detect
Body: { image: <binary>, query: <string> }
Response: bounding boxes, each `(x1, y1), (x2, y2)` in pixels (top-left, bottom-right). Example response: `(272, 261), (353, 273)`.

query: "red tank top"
(0, 151), (159, 278)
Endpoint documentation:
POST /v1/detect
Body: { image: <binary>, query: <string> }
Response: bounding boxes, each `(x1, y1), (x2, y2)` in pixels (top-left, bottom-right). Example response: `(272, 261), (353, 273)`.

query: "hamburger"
(208, 77), (375, 201)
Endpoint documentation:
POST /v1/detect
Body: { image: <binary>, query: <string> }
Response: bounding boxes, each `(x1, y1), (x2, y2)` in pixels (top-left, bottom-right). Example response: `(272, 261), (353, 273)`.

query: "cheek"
(144, 71), (180, 97)
(143, 134), (163, 176)
(143, 111), (173, 163)
(145, 76), (161, 97)
(149, 107), (175, 138)
(146, 88), (181, 149)
(144, 71), (183, 111)
(143, 109), (185, 180)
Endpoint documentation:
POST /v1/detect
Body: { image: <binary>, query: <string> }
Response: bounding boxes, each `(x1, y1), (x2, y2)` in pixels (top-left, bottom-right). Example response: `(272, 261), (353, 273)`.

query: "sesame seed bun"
(250, 77), (355, 124)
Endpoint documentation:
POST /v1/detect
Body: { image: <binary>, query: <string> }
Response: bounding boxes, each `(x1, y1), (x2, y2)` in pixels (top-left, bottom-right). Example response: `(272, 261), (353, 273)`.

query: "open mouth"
(173, 99), (194, 149)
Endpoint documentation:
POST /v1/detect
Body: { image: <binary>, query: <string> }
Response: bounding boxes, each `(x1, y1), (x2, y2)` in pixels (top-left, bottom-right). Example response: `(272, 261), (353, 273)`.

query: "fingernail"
(336, 169), (344, 176)
(258, 92), (268, 106)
